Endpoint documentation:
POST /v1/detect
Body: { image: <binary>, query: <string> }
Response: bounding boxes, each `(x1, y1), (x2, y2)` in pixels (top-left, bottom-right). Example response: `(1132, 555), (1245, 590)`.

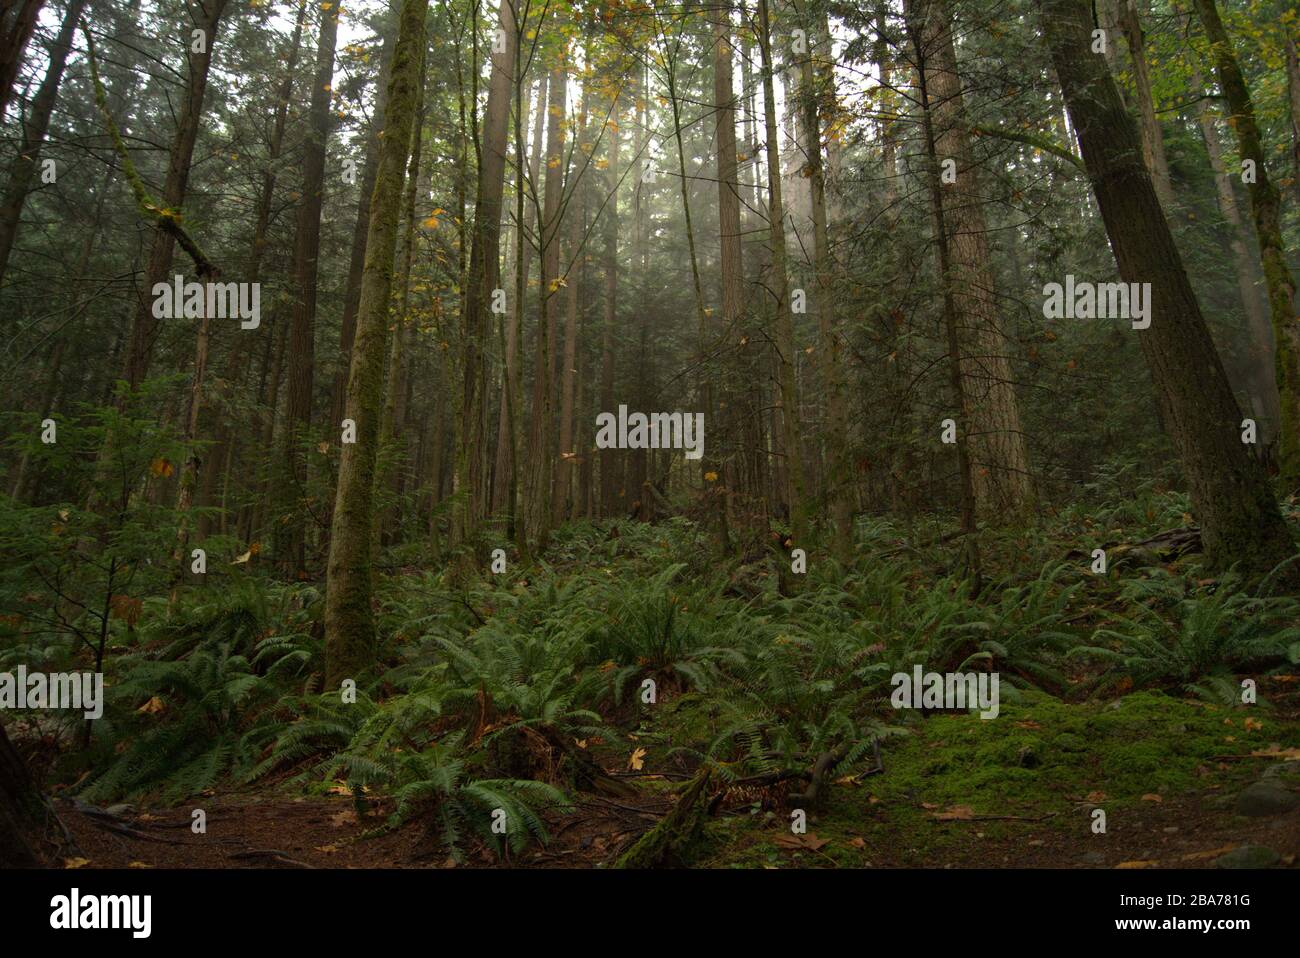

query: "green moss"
(697, 689), (1298, 868)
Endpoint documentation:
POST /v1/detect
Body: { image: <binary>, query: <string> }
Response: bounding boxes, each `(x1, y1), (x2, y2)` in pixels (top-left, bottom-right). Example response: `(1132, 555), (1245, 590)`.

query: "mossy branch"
(969, 124), (1085, 173)
(80, 20), (219, 279)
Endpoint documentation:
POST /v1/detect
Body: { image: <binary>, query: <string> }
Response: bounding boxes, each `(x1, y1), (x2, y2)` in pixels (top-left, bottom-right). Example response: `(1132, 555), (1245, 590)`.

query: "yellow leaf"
(137, 696), (165, 715)
(63, 857), (92, 869)
(128, 861), (152, 868)
(628, 747), (646, 771)
(150, 458), (174, 478)
(1115, 860), (1159, 869)
(704, 471), (718, 482)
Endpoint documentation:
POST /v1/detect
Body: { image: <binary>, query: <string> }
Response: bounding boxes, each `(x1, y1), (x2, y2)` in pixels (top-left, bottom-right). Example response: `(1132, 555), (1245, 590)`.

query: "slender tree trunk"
(119, 0), (229, 390)
(454, 0), (517, 549)
(378, 38), (427, 547)
(524, 54), (566, 551)
(324, 0), (427, 689)
(331, 0), (399, 430)
(0, 0), (44, 121)
(599, 82), (620, 518)
(1192, 0), (1300, 487)
(907, 0), (982, 592)
(556, 75), (591, 525)
(282, 0), (340, 574)
(759, 0), (807, 541)
(793, 0), (850, 557)
(1119, 0), (1174, 208)
(0, 0), (88, 289)
(1286, 34), (1300, 205)
(1190, 65), (1277, 439)
(1039, 0), (1295, 576)
(915, 0), (1033, 521)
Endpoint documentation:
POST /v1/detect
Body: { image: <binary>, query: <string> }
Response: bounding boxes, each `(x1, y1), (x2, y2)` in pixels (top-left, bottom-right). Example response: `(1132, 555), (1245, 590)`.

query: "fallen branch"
(81, 21), (219, 279)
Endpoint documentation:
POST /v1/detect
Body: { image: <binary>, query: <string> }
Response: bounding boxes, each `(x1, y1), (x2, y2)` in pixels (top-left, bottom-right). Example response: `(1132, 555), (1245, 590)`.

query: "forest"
(1, 0), (1299, 883)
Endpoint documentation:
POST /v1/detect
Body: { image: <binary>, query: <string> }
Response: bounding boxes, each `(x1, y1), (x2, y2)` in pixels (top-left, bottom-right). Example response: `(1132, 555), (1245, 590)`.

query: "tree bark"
(454, 0), (518, 548)
(324, 0), (427, 689)
(0, 0), (88, 289)
(1189, 65), (1277, 440)
(282, 0), (341, 574)
(0, 721), (51, 867)
(917, 0), (1034, 522)
(1038, 0), (1295, 577)
(1192, 0), (1300, 487)
(0, 0), (44, 122)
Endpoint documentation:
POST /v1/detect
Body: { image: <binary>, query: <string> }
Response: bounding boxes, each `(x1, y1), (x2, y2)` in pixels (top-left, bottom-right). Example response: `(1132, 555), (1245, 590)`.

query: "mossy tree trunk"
(1037, 0), (1296, 577)
(323, 0), (428, 690)
(1191, 0), (1300, 489)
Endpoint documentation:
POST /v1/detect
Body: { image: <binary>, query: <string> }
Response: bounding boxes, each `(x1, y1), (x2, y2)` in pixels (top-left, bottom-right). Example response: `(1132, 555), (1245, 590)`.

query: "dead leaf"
(330, 810), (358, 827)
(63, 857), (91, 869)
(1251, 745), (1300, 760)
(137, 696), (165, 715)
(1086, 791), (1107, 803)
(315, 844), (339, 853)
(1115, 860), (1159, 869)
(931, 804), (976, 821)
(128, 861), (152, 868)
(1140, 793), (1163, 803)
(628, 747), (646, 771)
(849, 837), (866, 848)
(774, 832), (831, 851)
(149, 458), (174, 478)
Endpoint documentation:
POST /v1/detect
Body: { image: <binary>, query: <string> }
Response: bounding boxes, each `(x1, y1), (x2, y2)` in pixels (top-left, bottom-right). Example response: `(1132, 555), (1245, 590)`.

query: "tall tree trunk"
(599, 82), (620, 518)
(491, 75), (534, 521)
(1192, 0), (1300, 487)
(907, 0), (982, 592)
(1286, 34), (1300, 206)
(323, 0), (427, 689)
(378, 37), (427, 547)
(915, 0), (1033, 521)
(524, 54), (565, 551)
(0, 0), (44, 121)
(759, 0), (807, 541)
(0, 0), (88, 289)
(454, 0), (518, 549)
(283, 0), (341, 574)
(1119, 0), (1174, 208)
(793, 0), (850, 557)
(715, 3), (753, 531)
(330, 0), (399, 430)
(119, 0), (229, 390)
(1039, 0), (1295, 576)
(556, 75), (591, 524)
(1190, 65), (1277, 440)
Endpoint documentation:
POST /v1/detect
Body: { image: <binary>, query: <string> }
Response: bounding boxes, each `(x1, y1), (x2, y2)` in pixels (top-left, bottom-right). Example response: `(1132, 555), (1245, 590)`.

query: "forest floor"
(15, 500), (1300, 870)
(53, 682), (1300, 869)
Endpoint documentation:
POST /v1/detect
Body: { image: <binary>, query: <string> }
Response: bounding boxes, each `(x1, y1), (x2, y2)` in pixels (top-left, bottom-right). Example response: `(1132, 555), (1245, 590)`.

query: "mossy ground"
(693, 689), (1300, 869)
